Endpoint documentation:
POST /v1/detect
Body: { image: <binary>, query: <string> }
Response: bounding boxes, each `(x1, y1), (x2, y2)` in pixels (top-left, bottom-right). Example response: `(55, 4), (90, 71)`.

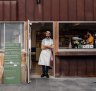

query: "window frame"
(0, 21), (25, 52)
(58, 21), (96, 52)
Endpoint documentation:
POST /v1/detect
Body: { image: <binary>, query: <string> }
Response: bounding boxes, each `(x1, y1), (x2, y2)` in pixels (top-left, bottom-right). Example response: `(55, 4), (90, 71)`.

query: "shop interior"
(30, 22), (53, 77)
(59, 23), (96, 49)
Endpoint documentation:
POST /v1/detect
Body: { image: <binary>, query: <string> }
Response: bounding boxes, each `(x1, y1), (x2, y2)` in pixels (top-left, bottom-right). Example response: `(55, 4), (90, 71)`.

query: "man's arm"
(41, 44), (54, 50)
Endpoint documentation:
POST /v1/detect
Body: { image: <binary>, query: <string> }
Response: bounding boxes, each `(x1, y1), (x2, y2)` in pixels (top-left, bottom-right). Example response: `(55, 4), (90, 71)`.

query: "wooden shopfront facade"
(0, 0), (96, 84)
(0, 0), (96, 21)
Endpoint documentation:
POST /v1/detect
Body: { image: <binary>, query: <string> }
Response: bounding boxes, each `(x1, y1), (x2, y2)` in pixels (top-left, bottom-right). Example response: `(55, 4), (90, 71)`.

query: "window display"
(59, 23), (96, 49)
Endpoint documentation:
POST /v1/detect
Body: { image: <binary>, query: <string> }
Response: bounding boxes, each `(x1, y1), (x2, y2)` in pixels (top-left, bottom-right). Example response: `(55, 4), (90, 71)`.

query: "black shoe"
(41, 74), (45, 77)
(45, 74), (49, 78)
(48, 66), (52, 69)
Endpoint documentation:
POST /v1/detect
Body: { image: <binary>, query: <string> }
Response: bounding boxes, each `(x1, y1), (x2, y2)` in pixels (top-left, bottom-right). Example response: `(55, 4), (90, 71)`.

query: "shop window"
(59, 23), (96, 49)
(5, 23), (24, 48)
(0, 23), (4, 49)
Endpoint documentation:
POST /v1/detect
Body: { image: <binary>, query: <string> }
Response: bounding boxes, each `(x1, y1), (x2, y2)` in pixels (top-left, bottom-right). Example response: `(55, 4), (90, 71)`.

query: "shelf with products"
(36, 31), (45, 40)
(36, 31), (44, 48)
(59, 35), (73, 48)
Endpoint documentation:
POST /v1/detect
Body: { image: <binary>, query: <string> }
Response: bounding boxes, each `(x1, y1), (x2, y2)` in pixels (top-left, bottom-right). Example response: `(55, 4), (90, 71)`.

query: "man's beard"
(46, 36), (50, 38)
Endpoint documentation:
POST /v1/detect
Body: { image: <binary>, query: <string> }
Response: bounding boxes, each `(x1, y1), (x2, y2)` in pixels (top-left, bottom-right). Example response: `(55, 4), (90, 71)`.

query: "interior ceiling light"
(73, 23), (80, 26)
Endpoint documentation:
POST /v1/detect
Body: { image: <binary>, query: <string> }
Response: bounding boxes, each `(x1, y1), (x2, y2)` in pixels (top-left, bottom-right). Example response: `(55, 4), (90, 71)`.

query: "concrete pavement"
(0, 78), (96, 91)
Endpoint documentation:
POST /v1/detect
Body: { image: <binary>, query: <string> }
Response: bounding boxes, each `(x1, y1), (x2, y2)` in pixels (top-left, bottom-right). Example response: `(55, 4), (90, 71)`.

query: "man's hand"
(41, 45), (54, 50)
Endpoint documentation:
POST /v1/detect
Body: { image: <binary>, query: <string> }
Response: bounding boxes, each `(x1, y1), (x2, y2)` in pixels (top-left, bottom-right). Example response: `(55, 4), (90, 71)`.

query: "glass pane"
(59, 23), (96, 49)
(0, 23), (4, 49)
(5, 23), (24, 48)
(20, 23), (24, 49)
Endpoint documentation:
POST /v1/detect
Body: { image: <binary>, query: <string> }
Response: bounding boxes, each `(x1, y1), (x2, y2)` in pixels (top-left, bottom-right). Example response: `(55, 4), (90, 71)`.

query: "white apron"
(38, 38), (53, 66)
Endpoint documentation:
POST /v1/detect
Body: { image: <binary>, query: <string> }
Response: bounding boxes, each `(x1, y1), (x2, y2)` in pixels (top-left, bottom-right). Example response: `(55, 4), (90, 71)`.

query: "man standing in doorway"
(38, 31), (54, 78)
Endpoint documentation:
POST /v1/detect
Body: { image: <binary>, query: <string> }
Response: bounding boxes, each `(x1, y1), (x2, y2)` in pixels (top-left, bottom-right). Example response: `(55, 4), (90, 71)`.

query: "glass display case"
(59, 23), (96, 49)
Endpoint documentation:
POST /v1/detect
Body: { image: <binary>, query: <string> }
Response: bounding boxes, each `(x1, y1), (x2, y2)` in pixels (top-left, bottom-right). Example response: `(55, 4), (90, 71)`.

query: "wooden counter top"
(55, 50), (96, 56)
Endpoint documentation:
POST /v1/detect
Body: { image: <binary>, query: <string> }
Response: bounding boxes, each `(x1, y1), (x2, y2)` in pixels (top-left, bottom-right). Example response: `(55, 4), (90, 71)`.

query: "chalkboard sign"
(4, 43), (21, 84)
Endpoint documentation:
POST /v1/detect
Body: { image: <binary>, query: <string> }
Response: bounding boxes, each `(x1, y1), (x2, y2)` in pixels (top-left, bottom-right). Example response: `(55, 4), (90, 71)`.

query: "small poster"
(4, 43), (21, 84)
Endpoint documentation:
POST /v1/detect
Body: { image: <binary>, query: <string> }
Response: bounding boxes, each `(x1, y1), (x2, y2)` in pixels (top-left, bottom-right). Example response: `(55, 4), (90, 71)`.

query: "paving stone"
(0, 78), (96, 91)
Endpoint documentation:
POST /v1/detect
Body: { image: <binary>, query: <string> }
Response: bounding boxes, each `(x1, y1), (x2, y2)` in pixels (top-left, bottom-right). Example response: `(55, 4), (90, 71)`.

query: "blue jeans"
(42, 65), (49, 74)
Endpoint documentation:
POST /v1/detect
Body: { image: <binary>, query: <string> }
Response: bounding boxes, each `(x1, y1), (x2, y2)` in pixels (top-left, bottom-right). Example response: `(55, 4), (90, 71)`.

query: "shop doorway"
(30, 22), (55, 78)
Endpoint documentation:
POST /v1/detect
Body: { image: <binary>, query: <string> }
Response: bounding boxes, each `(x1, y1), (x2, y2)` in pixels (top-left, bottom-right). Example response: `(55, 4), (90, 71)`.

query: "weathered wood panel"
(93, 0), (96, 20)
(85, 0), (93, 20)
(26, 0), (34, 20)
(18, 0), (26, 20)
(10, 1), (17, 21)
(68, 0), (77, 20)
(43, 0), (51, 20)
(34, 0), (43, 21)
(4, 1), (11, 21)
(55, 56), (60, 77)
(51, 0), (59, 20)
(0, 1), (3, 21)
(59, 0), (68, 21)
(77, 0), (84, 20)
(55, 56), (96, 77)
(61, 59), (69, 76)
(0, 0), (95, 21)
(69, 60), (77, 76)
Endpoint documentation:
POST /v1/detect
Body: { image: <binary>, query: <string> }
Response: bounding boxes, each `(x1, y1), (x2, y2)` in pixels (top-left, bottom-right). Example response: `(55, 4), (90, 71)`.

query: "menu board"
(4, 43), (21, 84)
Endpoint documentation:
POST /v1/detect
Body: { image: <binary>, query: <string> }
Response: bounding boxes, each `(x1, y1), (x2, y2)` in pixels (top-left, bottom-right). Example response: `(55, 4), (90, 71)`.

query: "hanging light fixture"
(36, 0), (41, 4)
